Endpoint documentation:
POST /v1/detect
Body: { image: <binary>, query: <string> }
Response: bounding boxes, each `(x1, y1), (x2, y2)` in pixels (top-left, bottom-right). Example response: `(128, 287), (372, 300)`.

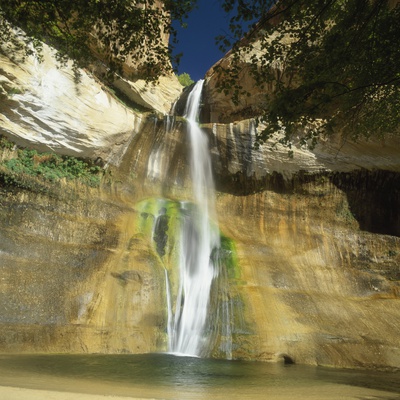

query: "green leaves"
(177, 72), (194, 86)
(217, 0), (400, 151)
(0, 0), (197, 80)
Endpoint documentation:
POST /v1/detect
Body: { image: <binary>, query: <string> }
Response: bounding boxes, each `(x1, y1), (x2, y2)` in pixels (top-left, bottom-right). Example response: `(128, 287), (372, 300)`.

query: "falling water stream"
(166, 80), (220, 357)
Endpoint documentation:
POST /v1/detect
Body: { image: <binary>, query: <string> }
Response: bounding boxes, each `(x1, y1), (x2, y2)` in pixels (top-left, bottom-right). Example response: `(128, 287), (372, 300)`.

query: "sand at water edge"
(0, 386), (155, 400)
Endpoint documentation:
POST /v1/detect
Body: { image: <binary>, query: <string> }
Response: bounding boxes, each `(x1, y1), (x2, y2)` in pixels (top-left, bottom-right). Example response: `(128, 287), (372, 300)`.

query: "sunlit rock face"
(203, 57), (268, 124)
(216, 179), (400, 368)
(0, 30), (182, 167)
(0, 38), (141, 166)
(205, 119), (400, 183)
(0, 27), (399, 371)
(111, 74), (182, 115)
(206, 120), (400, 368)
(0, 113), (399, 370)
(0, 181), (169, 353)
(113, 117), (400, 368)
(200, 26), (400, 372)
(104, 0), (183, 114)
(89, 0), (183, 114)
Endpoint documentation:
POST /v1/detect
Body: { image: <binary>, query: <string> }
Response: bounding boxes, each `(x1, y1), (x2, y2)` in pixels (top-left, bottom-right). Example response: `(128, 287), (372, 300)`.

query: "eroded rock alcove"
(0, 24), (399, 370)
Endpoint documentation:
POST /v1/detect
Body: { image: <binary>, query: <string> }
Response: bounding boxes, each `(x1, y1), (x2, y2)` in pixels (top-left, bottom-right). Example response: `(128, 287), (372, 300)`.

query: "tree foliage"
(177, 72), (194, 86)
(0, 0), (196, 79)
(216, 0), (400, 151)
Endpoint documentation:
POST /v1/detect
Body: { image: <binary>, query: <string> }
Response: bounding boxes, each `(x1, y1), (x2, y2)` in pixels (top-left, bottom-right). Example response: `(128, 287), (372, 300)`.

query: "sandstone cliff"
(0, 29), (182, 166)
(0, 21), (399, 372)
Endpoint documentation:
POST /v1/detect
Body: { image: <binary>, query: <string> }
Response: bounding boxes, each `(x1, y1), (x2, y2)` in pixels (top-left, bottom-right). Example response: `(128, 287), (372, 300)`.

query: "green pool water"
(0, 353), (398, 399)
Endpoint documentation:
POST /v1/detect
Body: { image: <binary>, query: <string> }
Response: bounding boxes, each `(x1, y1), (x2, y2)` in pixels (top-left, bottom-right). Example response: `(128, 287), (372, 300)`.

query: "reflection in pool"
(0, 353), (399, 399)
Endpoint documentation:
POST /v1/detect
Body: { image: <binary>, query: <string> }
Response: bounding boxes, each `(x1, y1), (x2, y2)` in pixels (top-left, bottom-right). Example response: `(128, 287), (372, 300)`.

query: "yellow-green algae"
(134, 197), (248, 357)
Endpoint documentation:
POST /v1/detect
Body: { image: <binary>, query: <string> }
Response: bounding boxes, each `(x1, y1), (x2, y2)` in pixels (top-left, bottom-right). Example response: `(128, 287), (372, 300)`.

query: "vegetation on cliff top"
(216, 0), (400, 151)
(177, 72), (194, 87)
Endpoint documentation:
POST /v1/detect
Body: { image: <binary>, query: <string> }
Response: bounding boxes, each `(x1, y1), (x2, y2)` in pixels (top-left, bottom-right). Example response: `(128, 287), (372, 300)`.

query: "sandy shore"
(2, 383), (400, 400)
(0, 386), (154, 400)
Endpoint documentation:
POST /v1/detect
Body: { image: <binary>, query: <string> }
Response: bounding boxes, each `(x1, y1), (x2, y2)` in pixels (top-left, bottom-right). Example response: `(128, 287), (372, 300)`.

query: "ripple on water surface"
(0, 353), (399, 400)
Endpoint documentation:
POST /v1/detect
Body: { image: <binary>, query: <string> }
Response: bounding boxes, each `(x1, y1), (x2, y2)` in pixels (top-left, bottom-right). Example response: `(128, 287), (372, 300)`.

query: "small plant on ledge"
(0, 136), (103, 188)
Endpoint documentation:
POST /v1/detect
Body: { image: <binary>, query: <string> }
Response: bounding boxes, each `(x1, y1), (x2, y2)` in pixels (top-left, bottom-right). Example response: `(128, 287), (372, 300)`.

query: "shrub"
(0, 144), (102, 187)
(177, 72), (194, 87)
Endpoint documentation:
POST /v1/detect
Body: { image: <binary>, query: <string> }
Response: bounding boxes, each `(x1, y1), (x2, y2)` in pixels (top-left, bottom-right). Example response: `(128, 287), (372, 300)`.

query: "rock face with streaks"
(0, 180), (167, 353)
(0, 26), (399, 371)
(0, 31), (182, 166)
(0, 46), (140, 165)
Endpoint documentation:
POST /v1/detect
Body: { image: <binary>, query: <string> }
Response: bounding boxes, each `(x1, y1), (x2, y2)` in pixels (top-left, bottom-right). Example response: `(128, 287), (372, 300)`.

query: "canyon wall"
(0, 113), (399, 370)
(0, 180), (167, 354)
(0, 28), (399, 370)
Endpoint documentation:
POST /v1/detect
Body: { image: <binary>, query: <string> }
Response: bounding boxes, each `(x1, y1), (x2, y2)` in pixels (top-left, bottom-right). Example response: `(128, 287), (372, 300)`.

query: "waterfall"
(141, 81), (235, 358)
(166, 80), (221, 357)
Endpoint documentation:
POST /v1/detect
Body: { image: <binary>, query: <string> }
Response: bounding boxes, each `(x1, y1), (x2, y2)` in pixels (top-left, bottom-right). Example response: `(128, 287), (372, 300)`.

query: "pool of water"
(0, 353), (399, 399)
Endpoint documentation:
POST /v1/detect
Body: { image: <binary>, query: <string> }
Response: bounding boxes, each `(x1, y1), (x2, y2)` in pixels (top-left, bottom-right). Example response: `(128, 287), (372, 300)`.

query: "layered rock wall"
(0, 37), (140, 165)
(0, 24), (399, 371)
(216, 181), (400, 368)
(0, 113), (399, 370)
(0, 179), (168, 353)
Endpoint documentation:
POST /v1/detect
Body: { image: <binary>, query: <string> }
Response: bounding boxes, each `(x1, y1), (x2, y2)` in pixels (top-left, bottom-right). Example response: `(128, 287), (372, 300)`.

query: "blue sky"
(172, 0), (232, 81)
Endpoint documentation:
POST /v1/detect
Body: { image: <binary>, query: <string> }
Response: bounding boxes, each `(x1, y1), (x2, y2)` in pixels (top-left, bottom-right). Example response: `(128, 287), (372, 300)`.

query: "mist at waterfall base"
(1, 354), (399, 399)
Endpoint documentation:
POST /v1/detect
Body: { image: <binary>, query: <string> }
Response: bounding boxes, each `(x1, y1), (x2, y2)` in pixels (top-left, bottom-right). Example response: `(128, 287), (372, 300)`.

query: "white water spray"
(166, 80), (220, 357)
